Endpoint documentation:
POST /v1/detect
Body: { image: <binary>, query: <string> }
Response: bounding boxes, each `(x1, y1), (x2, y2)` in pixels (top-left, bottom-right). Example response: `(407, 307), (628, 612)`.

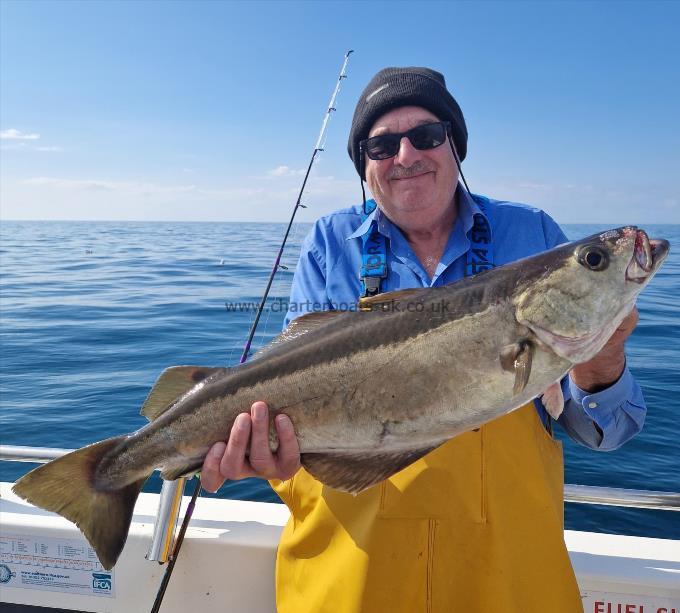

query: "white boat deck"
(1, 483), (678, 612)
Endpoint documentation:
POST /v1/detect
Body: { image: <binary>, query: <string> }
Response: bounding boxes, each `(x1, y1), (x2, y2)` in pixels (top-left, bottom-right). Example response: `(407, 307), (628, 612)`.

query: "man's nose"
(394, 136), (421, 167)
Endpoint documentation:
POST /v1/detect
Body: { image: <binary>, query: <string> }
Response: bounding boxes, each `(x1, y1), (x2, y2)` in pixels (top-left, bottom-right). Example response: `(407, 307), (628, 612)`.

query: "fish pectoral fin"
(500, 340), (534, 395)
(513, 343), (533, 394)
(160, 459), (204, 481)
(301, 445), (439, 495)
(141, 366), (229, 421)
(541, 381), (565, 419)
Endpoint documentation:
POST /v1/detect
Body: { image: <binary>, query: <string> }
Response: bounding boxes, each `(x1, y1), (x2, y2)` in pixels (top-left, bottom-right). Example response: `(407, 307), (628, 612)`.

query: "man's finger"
(221, 413), (252, 479)
(201, 441), (227, 493)
(274, 414), (301, 480)
(248, 401), (276, 475)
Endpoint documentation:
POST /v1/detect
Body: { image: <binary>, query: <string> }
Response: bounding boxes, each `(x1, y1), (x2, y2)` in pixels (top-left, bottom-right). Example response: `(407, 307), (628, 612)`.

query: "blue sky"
(1, 0), (678, 224)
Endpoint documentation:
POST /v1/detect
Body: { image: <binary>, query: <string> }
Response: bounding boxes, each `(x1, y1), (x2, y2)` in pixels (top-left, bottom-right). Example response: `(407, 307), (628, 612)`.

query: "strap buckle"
(361, 276), (382, 298)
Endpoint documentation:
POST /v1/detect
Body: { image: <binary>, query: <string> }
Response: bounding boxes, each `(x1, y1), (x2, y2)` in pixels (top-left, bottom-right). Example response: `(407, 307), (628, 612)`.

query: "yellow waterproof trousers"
(271, 403), (583, 612)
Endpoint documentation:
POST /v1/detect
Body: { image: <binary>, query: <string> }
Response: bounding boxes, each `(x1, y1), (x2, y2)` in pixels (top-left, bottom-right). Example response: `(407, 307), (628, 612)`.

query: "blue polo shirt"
(284, 186), (646, 451)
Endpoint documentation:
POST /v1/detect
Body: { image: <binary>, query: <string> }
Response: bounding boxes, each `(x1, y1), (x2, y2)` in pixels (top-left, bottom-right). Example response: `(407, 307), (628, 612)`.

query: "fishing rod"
(239, 49), (354, 364)
(149, 49), (354, 613)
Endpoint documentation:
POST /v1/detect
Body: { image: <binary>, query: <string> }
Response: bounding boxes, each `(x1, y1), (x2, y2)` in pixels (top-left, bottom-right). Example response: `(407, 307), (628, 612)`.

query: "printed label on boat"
(582, 590), (679, 613)
(0, 533), (114, 597)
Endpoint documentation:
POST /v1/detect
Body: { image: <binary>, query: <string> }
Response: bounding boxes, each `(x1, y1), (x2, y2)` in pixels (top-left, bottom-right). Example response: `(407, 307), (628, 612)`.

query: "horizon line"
(2, 217), (679, 226)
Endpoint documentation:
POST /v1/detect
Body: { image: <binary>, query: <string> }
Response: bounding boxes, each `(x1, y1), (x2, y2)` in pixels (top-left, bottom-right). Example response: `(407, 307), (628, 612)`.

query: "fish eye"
(577, 246), (609, 271)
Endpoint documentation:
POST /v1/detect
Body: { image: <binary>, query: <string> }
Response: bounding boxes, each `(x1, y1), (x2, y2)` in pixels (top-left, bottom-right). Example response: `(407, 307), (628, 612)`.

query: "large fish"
(13, 226), (669, 569)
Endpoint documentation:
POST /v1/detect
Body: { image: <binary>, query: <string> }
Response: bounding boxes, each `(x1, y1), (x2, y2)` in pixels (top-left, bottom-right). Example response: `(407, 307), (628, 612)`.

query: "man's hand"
(570, 306), (639, 393)
(200, 401), (301, 493)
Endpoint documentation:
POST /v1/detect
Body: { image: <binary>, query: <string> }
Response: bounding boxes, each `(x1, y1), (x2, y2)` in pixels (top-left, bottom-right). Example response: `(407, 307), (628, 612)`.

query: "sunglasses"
(360, 121), (451, 161)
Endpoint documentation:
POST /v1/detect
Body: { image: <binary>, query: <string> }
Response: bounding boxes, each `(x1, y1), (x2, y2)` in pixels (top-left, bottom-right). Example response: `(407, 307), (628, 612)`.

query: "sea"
(1, 220), (678, 539)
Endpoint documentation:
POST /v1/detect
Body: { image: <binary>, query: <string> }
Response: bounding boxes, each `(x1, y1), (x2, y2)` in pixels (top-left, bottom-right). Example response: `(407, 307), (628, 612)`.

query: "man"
(202, 67), (646, 612)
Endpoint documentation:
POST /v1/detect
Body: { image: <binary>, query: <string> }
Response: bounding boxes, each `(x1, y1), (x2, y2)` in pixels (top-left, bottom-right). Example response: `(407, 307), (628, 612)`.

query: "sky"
(1, 0), (679, 224)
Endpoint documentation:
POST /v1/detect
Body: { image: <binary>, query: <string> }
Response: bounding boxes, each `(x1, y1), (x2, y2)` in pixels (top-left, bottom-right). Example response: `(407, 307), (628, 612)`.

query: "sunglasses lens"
(363, 122), (448, 160)
(410, 123), (446, 150)
(364, 134), (400, 160)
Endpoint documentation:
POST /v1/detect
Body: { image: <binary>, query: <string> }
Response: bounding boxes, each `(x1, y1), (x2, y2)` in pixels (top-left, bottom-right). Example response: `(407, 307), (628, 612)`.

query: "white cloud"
(267, 165), (305, 177)
(515, 181), (553, 191)
(1, 128), (40, 140)
(22, 177), (197, 196)
(0, 142), (28, 150)
(5, 167), (363, 222)
(471, 176), (679, 224)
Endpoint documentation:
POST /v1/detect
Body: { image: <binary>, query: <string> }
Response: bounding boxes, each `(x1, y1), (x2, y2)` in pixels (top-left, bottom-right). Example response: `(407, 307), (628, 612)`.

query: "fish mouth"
(626, 230), (669, 283)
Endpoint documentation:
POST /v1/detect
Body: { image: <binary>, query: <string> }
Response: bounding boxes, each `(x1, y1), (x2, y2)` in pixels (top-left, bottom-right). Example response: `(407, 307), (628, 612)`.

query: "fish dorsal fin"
(301, 445), (440, 495)
(140, 366), (228, 421)
(358, 287), (429, 311)
(254, 311), (346, 358)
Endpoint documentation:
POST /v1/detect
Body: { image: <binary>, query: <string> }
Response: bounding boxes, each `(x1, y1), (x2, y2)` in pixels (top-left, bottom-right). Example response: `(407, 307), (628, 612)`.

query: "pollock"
(13, 226), (669, 569)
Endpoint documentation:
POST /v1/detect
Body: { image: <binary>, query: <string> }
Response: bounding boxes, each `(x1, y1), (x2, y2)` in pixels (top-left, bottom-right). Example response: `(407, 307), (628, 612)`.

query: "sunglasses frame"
(360, 121), (452, 162)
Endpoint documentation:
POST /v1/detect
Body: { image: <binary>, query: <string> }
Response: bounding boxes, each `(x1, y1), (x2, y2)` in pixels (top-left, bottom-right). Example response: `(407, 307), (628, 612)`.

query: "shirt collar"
(457, 185), (485, 236)
(345, 184), (487, 241)
(346, 205), (379, 240)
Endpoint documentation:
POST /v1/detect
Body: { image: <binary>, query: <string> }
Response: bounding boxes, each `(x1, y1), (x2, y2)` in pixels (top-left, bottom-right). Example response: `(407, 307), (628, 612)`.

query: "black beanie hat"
(348, 67), (468, 180)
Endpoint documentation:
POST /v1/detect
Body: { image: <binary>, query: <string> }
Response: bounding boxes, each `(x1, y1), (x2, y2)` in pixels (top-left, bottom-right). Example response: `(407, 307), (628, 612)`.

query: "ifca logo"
(92, 572), (112, 591)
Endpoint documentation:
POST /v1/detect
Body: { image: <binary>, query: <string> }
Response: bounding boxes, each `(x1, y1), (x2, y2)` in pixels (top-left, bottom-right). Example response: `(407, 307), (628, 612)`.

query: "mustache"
(387, 161), (434, 180)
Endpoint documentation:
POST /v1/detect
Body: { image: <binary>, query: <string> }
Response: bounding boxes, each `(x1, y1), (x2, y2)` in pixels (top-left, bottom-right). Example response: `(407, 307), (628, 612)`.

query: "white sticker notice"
(0, 533), (114, 597)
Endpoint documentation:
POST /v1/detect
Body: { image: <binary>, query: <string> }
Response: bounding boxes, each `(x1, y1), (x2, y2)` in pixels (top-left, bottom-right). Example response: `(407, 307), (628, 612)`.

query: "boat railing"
(2, 443), (678, 566)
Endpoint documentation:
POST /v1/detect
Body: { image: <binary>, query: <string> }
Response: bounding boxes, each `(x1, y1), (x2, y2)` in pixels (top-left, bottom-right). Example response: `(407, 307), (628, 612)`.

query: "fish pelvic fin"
(541, 381), (565, 420)
(12, 436), (147, 570)
(161, 459), (204, 481)
(301, 445), (439, 495)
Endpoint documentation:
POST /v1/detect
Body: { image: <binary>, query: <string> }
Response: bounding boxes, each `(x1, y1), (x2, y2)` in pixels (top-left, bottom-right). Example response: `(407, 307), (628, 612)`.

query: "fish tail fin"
(12, 436), (148, 570)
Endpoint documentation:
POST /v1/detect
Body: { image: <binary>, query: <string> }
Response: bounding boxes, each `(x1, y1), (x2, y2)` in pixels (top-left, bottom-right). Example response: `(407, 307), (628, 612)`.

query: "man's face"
(364, 106), (459, 222)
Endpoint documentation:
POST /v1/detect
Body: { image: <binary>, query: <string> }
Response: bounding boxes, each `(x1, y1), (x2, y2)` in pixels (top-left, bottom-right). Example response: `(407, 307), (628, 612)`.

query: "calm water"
(1, 220), (678, 539)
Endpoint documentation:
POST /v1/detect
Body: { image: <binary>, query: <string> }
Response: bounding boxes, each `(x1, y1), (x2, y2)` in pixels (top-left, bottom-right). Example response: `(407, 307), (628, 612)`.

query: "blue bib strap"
(360, 199), (388, 297)
(358, 194), (494, 298)
(465, 195), (494, 276)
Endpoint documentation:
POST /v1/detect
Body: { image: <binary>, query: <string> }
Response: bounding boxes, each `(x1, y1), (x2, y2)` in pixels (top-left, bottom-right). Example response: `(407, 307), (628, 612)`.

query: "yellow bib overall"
(271, 403), (583, 612)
